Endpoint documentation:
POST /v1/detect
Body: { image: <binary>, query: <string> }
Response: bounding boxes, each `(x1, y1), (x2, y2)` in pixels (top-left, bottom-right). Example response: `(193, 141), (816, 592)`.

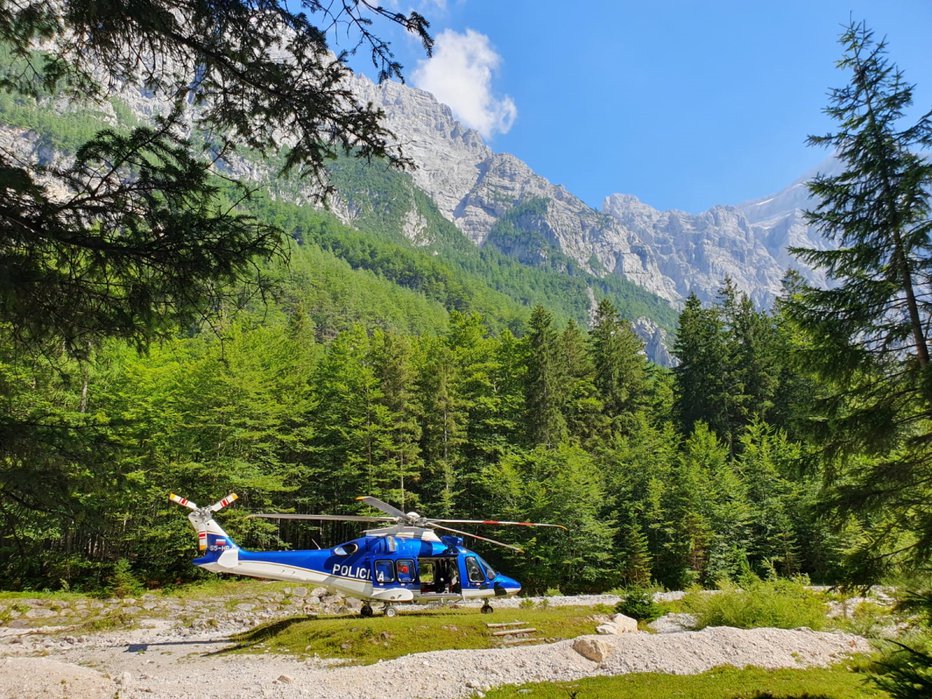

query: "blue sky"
(340, 2), (932, 213)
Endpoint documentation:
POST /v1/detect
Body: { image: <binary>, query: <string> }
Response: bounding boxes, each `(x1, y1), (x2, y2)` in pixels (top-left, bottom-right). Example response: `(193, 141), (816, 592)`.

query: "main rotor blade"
(355, 496), (406, 519)
(250, 514), (394, 523)
(169, 493), (198, 511)
(431, 518), (567, 530)
(431, 523), (524, 553)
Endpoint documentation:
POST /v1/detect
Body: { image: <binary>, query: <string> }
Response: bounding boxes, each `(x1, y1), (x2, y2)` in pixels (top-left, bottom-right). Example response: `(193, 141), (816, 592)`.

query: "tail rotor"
(208, 493), (239, 513)
(169, 493), (198, 511)
(169, 492), (239, 553)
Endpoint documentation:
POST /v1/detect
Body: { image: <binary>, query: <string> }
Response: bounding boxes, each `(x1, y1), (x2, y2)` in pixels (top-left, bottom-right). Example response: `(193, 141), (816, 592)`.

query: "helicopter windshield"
(477, 556), (496, 578)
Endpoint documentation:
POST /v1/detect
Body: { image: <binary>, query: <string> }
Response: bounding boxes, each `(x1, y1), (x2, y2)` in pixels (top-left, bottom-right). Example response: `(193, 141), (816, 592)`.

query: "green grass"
(155, 577), (295, 600)
(481, 662), (885, 699)
(0, 590), (87, 600)
(229, 605), (605, 664)
(682, 578), (829, 631)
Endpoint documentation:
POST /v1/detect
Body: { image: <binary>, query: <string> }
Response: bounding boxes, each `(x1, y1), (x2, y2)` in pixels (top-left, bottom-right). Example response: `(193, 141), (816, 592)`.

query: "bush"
(615, 585), (663, 622)
(870, 590), (932, 698)
(682, 576), (827, 630)
(108, 559), (143, 598)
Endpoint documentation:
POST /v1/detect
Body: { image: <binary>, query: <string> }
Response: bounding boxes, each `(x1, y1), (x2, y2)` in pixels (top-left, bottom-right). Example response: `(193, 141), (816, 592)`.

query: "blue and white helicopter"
(170, 493), (564, 616)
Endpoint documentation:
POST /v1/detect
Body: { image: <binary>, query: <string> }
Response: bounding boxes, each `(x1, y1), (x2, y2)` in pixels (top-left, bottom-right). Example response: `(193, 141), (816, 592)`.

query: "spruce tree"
(525, 306), (567, 448)
(786, 21), (932, 571)
(560, 320), (603, 442)
(672, 294), (731, 441)
(590, 299), (648, 429)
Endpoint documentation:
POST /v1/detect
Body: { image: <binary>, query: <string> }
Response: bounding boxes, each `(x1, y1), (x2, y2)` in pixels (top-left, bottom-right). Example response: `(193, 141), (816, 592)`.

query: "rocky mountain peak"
(344, 71), (832, 311)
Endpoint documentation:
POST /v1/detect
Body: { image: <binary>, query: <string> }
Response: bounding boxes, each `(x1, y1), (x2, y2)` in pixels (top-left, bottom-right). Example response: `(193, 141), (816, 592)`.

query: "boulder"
(596, 613), (639, 635)
(573, 637), (616, 663)
(612, 613), (639, 633)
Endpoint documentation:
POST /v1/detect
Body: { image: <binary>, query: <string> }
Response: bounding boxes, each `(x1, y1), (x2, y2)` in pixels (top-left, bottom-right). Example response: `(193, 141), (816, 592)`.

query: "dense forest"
(0, 12), (929, 630)
(0, 276), (868, 594)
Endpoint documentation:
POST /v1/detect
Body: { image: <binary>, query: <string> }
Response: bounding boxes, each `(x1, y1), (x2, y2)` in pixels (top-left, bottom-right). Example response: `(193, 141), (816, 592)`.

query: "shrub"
(615, 585), (663, 622)
(108, 559), (143, 598)
(870, 590), (932, 698)
(682, 576), (826, 630)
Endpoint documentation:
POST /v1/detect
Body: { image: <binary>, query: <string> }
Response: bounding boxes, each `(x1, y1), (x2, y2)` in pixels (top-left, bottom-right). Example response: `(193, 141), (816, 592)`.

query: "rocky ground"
(0, 586), (875, 699)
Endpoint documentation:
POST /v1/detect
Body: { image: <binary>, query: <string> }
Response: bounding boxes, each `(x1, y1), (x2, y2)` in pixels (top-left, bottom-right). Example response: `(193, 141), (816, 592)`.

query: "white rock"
(572, 637), (616, 663)
(612, 613), (640, 633)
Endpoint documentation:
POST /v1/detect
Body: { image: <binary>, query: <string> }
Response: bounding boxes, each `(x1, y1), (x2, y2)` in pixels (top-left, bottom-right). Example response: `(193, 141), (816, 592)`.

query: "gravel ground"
(0, 595), (873, 699)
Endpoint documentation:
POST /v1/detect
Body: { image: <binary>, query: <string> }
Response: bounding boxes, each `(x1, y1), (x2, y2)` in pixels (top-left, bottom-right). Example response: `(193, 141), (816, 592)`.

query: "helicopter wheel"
(481, 602), (494, 614)
(383, 605), (397, 618)
(360, 603), (374, 618)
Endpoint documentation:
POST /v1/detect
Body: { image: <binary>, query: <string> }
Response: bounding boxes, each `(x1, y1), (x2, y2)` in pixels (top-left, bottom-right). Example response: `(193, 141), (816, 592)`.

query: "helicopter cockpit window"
(334, 542), (359, 556)
(374, 559), (395, 583)
(465, 556), (485, 584)
(478, 557), (496, 579)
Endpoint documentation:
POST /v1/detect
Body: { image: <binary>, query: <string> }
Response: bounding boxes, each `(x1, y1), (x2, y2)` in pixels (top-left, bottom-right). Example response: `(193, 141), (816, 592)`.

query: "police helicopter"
(170, 493), (564, 616)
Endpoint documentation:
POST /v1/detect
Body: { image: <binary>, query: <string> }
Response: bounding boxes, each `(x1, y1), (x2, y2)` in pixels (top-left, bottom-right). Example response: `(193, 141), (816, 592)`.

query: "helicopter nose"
(494, 574), (521, 596)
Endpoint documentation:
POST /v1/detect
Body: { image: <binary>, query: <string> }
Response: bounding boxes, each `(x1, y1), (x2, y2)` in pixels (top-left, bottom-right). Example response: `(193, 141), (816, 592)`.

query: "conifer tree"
(786, 20), (932, 571)
(416, 338), (466, 514)
(560, 320), (603, 442)
(525, 305), (567, 448)
(370, 331), (422, 509)
(0, 1), (432, 355)
(590, 299), (648, 428)
(672, 294), (731, 440)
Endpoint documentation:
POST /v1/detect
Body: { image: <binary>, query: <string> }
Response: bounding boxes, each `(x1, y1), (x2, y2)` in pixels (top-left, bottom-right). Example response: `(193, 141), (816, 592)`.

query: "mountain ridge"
(344, 72), (833, 309)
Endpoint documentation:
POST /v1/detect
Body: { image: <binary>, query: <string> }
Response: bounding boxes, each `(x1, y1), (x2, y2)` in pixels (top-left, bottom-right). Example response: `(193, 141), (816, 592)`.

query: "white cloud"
(411, 29), (517, 140)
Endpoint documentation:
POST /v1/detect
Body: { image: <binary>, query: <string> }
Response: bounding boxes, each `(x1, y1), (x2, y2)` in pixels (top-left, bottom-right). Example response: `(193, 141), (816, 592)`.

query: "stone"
(310, 587), (328, 598)
(612, 613), (639, 633)
(596, 624), (617, 635)
(573, 637), (615, 663)
(277, 675), (294, 684)
(293, 586), (308, 596)
(235, 603), (255, 612)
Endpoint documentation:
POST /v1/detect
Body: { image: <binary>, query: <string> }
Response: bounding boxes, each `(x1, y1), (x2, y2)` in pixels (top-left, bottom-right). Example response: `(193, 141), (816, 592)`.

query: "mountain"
(0, 50), (833, 365)
(345, 74), (833, 309)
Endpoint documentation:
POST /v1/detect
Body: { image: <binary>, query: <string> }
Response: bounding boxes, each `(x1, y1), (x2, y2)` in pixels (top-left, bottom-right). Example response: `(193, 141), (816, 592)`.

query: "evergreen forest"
(0, 12), (930, 621)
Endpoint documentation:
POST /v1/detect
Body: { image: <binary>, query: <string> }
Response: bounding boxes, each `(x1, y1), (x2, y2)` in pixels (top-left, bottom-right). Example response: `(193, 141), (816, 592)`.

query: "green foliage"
(107, 559), (143, 598)
(682, 577), (827, 631)
(870, 590), (932, 698)
(483, 664), (883, 699)
(785, 21), (932, 575)
(871, 636), (932, 698)
(615, 586), (662, 622)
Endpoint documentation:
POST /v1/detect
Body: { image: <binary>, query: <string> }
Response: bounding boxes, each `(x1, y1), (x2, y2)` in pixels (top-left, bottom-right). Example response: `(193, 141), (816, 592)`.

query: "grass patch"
(683, 578), (828, 631)
(229, 605), (603, 664)
(0, 590), (87, 601)
(156, 578), (294, 600)
(481, 662), (884, 699)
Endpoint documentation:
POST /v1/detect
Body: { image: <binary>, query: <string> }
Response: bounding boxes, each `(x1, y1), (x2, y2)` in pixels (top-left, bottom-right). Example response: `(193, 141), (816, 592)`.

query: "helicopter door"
(459, 554), (489, 590)
(372, 559), (395, 587)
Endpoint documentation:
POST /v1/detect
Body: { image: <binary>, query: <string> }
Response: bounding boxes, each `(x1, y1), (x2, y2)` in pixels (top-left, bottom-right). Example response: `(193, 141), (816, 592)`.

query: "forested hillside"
(1, 277), (854, 595)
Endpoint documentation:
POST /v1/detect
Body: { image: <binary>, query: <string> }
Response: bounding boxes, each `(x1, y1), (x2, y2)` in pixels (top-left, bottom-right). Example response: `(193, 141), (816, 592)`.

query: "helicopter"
(169, 492), (564, 616)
